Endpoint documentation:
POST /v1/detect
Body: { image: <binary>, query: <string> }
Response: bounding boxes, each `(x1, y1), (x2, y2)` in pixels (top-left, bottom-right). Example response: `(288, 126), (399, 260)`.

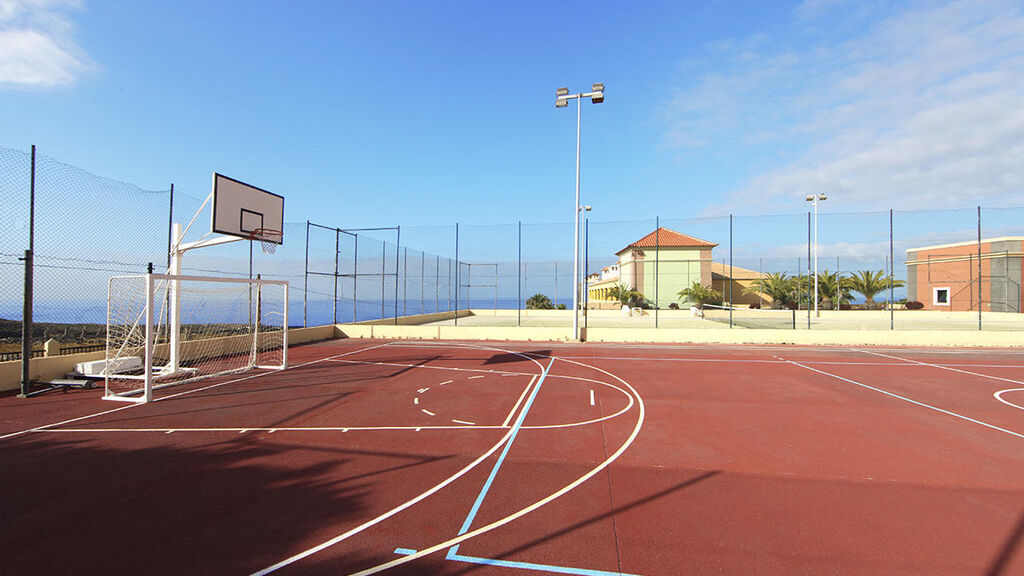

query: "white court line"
(858, 350), (1024, 386)
(413, 398), (419, 405)
(40, 425), (505, 433)
(250, 344), (548, 576)
(468, 375), (484, 380)
(787, 360), (1024, 440)
(342, 351), (647, 576)
(0, 341), (396, 443)
(440, 380), (453, 385)
(418, 387), (429, 393)
(589, 389), (595, 407)
(502, 375), (537, 428)
(994, 389), (1024, 411)
(421, 409), (435, 417)
(451, 419), (475, 426)
(329, 359), (528, 378)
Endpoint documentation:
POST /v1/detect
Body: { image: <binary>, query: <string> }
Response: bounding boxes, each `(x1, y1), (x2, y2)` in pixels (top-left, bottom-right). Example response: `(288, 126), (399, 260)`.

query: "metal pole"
(729, 214), (734, 328)
(394, 226), (400, 324)
(889, 209), (894, 330)
(19, 145), (36, 397)
(518, 221), (522, 327)
(978, 206), (982, 330)
(303, 221), (309, 327)
(167, 184), (174, 271)
(435, 254), (439, 313)
(493, 263), (497, 312)
(380, 242), (386, 321)
(807, 211), (811, 328)
(655, 218), (660, 329)
(353, 234), (358, 323)
(248, 235), (253, 327)
(403, 247), (407, 317)
(584, 217), (589, 330)
(555, 261), (558, 309)
(455, 223), (459, 326)
(572, 95), (582, 340)
(813, 197), (819, 317)
(421, 250), (425, 315)
(166, 183), (174, 332)
(334, 228), (340, 324)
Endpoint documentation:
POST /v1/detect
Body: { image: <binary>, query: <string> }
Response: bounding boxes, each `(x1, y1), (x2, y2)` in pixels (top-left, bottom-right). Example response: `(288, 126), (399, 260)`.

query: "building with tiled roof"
(587, 227), (769, 309)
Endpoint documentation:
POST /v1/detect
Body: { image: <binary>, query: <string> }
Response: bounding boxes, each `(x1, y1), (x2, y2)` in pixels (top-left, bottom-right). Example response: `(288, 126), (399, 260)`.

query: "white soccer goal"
(104, 273), (288, 402)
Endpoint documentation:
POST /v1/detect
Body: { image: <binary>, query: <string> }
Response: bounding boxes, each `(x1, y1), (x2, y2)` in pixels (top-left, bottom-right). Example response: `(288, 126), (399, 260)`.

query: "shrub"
(839, 303), (851, 310)
(668, 302), (679, 309)
(784, 301), (798, 310)
(525, 293), (554, 310)
(905, 301), (924, 310)
(748, 303), (761, 309)
(556, 304), (567, 310)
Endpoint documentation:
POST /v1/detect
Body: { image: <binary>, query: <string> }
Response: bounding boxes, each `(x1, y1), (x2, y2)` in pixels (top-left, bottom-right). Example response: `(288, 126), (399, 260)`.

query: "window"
(933, 287), (950, 306)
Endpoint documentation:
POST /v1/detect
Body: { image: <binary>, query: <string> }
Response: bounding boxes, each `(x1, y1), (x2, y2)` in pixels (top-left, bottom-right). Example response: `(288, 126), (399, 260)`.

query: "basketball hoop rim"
(247, 228), (283, 245)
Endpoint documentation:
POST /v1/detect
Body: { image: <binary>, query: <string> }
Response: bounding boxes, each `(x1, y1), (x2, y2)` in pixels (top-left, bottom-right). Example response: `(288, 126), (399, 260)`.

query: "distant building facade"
(906, 237), (1024, 312)
(585, 227), (769, 309)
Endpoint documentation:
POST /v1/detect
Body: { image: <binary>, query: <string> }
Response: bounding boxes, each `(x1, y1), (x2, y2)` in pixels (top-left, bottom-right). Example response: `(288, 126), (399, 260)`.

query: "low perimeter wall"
(0, 325), (336, 393)
(335, 324), (1024, 348)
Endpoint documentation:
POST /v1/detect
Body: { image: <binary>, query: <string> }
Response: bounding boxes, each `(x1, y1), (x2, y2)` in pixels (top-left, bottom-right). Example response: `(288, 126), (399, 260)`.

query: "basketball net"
(250, 228), (282, 254)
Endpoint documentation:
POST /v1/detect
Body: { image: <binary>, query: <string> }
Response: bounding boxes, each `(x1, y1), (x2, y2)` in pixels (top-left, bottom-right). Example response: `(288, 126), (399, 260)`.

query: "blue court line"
(448, 359), (553, 555)
(393, 548), (643, 576)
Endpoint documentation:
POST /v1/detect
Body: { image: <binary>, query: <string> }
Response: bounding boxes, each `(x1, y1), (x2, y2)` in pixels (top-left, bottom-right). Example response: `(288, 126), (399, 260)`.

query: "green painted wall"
(642, 248), (703, 308)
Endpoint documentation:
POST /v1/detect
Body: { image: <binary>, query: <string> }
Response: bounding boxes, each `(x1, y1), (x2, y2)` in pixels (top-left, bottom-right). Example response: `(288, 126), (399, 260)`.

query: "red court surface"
(1, 339), (1023, 575)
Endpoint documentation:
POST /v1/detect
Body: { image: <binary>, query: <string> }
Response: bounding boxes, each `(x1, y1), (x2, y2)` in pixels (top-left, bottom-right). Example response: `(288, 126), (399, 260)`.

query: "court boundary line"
(857, 350), (1024, 386)
(0, 341), (396, 442)
(786, 359), (1024, 440)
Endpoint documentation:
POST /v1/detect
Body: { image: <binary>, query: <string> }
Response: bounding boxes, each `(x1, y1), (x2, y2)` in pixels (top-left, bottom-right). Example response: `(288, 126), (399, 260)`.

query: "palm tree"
(848, 269), (905, 309)
(608, 283), (643, 308)
(814, 269), (852, 309)
(525, 293), (554, 310)
(743, 272), (796, 309)
(677, 281), (723, 308)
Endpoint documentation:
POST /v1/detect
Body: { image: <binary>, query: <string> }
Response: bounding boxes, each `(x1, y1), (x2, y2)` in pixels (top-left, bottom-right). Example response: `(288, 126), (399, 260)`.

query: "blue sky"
(2, 0), (1024, 233)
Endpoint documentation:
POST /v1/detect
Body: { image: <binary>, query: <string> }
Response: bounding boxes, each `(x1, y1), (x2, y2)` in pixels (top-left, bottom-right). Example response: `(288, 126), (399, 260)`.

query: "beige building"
(586, 227), (769, 308)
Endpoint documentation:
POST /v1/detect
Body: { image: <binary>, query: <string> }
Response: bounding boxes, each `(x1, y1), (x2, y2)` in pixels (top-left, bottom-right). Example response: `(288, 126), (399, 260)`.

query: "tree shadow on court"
(986, 507), (1024, 576)
(483, 350), (552, 366)
(0, 432), (456, 575)
(447, 470), (720, 575)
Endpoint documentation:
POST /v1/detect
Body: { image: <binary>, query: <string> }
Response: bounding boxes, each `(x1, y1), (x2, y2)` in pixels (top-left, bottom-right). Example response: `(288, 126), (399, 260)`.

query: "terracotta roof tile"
(617, 228), (718, 254)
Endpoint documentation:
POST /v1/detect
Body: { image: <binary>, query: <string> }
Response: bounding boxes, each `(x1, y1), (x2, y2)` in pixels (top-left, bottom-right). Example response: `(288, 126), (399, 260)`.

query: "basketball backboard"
(211, 173), (284, 244)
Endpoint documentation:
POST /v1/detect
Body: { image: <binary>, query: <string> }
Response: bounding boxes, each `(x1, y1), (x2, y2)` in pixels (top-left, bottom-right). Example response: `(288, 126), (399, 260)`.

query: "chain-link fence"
(3, 144), (1024, 364)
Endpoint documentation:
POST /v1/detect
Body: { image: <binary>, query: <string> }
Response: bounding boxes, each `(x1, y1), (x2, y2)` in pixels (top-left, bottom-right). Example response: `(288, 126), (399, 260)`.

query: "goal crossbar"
(104, 273), (289, 403)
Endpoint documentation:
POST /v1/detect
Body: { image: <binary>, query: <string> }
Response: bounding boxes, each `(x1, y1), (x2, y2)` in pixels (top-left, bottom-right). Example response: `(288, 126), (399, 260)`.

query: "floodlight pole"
(806, 193), (827, 317)
(557, 83), (604, 341)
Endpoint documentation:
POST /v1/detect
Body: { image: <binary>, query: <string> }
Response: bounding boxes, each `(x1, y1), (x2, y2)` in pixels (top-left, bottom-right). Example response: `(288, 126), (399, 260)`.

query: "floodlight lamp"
(592, 83), (604, 92)
(583, 205), (592, 212)
(556, 87), (569, 96)
(556, 98), (568, 108)
(806, 195), (814, 201)
(820, 193), (828, 201)
(591, 93), (604, 104)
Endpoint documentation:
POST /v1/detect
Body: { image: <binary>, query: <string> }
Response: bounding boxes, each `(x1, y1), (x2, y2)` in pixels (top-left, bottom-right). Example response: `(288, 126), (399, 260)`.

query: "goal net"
(104, 273), (288, 402)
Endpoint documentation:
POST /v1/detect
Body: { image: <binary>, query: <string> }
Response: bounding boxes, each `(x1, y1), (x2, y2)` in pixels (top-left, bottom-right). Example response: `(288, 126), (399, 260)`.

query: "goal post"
(104, 273), (288, 403)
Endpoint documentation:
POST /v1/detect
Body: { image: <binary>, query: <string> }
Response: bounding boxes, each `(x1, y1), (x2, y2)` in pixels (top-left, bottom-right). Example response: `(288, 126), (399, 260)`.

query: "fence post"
(334, 228), (340, 325)
(978, 206), (982, 331)
(807, 211), (812, 329)
(455, 223), (459, 326)
(518, 221), (522, 327)
(303, 221), (309, 327)
(394, 226), (400, 324)
(729, 214), (734, 329)
(353, 234), (358, 323)
(655, 217), (660, 329)
(19, 145), (36, 398)
(889, 209), (894, 330)
(421, 250), (425, 315)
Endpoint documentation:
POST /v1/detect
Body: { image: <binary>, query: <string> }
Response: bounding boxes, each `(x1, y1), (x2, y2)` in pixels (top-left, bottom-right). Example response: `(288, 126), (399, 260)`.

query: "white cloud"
(0, 0), (89, 88)
(664, 0), (1024, 214)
